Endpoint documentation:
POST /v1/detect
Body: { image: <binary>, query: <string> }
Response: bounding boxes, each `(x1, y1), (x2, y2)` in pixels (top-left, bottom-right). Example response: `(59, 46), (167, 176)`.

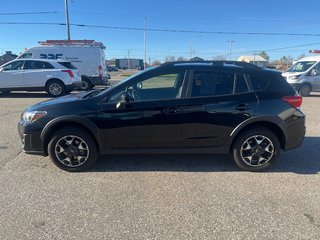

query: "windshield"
(287, 61), (316, 73)
(97, 67), (156, 96)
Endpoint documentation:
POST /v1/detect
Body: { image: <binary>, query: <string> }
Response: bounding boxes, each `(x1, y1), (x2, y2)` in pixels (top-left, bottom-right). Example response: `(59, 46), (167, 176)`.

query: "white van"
(282, 56), (320, 96)
(19, 40), (109, 90)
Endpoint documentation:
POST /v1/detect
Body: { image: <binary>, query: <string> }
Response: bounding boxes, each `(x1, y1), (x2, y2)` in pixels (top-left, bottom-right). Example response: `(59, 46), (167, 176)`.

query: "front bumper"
(288, 82), (303, 91)
(18, 121), (46, 155)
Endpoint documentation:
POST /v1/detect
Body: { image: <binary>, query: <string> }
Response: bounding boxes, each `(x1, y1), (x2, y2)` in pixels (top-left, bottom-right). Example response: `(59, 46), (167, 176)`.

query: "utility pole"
(64, 0), (71, 40)
(228, 40), (235, 60)
(144, 17), (147, 69)
(127, 49), (131, 69)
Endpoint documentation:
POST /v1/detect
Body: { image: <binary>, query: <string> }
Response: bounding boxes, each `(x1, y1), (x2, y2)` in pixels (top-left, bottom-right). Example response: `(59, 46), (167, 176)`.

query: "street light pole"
(65, 0), (71, 40)
(228, 40), (235, 60)
(144, 17), (147, 69)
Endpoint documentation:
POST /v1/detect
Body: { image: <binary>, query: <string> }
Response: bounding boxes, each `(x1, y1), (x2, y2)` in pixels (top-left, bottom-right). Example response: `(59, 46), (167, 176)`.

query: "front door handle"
(162, 107), (181, 115)
(234, 103), (250, 111)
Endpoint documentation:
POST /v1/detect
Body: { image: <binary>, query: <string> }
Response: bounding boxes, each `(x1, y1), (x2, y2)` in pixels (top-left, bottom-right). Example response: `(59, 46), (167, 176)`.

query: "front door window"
(108, 71), (185, 103)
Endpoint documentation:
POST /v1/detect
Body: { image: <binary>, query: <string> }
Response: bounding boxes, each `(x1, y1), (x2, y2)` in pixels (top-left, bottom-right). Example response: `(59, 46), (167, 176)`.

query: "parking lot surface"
(0, 89), (319, 239)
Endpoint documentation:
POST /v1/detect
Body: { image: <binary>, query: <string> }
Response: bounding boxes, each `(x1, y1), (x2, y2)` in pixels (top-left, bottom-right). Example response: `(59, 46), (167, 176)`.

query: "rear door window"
(24, 61), (54, 70)
(249, 74), (270, 91)
(234, 74), (249, 93)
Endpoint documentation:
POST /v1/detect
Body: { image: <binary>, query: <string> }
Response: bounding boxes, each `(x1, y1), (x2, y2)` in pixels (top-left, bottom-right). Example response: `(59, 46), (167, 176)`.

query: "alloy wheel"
(240, 135), (274, 167)
(54, 135), (90, 167)
(49, 83), (62, 96)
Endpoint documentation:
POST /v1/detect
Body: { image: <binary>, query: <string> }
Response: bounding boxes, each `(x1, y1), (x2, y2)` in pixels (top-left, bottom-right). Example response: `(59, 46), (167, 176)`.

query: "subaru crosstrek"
(18, 61), (306, 171)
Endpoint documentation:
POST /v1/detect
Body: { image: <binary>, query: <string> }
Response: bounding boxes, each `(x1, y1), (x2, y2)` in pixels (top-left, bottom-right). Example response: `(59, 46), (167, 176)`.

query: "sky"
(1, 0), (320, 63)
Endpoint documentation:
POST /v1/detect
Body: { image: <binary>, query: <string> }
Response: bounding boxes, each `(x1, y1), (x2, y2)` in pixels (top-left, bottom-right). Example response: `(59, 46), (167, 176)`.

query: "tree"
(106, 58), (115, 66)
(258, 51), (270, 62)
(297, 53), (306, 60)
(164, 55), (175, 62)
(152, 60), (161, 66)
(177, 56), (187, 61)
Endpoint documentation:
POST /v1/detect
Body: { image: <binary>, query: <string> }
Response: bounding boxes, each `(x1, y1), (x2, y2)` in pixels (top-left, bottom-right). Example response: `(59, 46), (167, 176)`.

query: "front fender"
(40, 115), (101, 149)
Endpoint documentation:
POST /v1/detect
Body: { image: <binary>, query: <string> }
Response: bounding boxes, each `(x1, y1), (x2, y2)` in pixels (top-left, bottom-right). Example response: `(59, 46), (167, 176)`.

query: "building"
(237, 55), (267, 68)
(0, 51), (18, 66)
(115, 58), (143, 69)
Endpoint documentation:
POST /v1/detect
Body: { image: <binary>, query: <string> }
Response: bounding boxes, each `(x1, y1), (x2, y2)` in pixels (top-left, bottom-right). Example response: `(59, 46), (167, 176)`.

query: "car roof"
(17, 58), (70, 63)
(296, 56), (320, 62)
(158, 60), (262, 70)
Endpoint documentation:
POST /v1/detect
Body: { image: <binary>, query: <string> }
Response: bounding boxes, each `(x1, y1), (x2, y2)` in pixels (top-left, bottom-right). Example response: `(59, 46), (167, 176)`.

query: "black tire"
(46, 80), (66, 97)
(48, 127), (98, 172)
(80, 79), (93, 91)
(232, 127), (280, 172)
(299, 84), (312, 97)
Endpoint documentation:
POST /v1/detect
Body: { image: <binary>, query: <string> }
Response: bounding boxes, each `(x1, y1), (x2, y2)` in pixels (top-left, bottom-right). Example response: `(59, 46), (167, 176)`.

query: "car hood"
(282, 71), (303, 77)
(26, 91), (96, 111)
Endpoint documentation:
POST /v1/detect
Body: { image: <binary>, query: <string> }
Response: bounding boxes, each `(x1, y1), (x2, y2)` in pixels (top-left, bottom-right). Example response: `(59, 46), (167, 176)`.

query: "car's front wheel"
(48, 127), (98, 171)
(232, 127), (280, 171)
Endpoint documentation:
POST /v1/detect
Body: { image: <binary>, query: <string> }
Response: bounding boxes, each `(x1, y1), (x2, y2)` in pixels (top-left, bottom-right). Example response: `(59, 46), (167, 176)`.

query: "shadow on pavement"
(0, 92), (50, 98)
(90, 137), (320, 174)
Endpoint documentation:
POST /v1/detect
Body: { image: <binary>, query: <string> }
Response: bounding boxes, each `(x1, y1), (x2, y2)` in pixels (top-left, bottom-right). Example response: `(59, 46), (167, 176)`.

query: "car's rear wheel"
(80, 79), (93, 91)
(46, 80), (66, 97)
(232, 127), (280, 171)
(299, 84), (312, 97)
(48, 127), (98, 171)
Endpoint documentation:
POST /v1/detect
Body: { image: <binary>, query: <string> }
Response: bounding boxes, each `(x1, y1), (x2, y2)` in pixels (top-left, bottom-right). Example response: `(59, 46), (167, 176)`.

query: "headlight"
(22, 111), (47, 123)
(289, 75), (300, 80)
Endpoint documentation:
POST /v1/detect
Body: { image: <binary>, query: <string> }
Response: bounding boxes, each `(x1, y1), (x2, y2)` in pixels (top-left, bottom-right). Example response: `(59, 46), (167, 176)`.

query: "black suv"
(18, 61), (305, 172)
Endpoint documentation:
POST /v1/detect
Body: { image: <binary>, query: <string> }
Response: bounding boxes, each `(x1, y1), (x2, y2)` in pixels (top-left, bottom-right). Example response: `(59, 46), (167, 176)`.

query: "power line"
(1, 21), (320, 37)
(0, 11), (58, 15)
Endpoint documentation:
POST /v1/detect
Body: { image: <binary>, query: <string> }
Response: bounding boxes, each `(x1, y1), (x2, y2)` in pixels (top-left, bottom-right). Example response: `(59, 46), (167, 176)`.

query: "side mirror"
(310, 69), (317, 76)
(116, 92), (133, 109)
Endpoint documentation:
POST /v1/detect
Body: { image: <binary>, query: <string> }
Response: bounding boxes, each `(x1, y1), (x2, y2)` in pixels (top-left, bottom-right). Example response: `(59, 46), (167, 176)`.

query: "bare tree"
(177, 56), (187, 61)
(164, 55), (176, 62)
(297, 53), (306, 60)
(152, 60), (161, 66)
(258, 51), (270, 62)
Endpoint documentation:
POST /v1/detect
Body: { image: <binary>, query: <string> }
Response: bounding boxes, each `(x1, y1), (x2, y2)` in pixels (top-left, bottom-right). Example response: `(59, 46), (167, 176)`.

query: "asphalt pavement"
(0, 88), (319, 240)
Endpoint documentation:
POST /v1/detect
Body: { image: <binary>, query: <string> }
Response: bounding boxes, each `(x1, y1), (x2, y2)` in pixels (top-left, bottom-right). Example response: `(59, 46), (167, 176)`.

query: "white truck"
(18, 40), (109, 90)
(282, 55), (320, 96)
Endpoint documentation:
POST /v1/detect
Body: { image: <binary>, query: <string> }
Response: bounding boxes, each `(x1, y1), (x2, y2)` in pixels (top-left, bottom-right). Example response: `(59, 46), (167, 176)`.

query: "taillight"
(282, 96), (302, 108)
(62, 69), (74, 78)
(98, 65), (103, 78)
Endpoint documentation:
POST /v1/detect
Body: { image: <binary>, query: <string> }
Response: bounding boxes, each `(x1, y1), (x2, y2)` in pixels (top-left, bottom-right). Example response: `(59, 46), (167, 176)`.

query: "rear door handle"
(234, 103), (250, 111)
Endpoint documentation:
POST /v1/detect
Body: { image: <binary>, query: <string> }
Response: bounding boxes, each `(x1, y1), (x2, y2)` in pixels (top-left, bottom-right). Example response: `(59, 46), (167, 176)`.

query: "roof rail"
(161, 60), (261, 69)
(38, 40), (106, 49)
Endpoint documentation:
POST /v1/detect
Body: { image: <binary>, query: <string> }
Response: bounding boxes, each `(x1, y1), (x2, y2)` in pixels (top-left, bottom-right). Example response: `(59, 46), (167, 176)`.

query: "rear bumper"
(87, 77), (109, 85)
(66, 81), (82, 91)
(283, 110), (306, 151)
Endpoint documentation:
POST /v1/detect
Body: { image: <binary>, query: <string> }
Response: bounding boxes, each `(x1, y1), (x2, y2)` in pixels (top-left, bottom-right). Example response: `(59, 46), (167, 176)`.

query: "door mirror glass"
(137, 82), (143, 89)
(116, 92), (133, 109)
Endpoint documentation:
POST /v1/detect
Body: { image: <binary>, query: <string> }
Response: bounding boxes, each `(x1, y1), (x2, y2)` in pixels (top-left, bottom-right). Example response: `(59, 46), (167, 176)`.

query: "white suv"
(0, 59), (82, 97)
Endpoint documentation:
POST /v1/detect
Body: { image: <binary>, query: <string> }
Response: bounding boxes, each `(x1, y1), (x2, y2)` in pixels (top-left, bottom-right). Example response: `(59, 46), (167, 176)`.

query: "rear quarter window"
(250, 71), (295, 95)
(58, 62), (77, 69)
